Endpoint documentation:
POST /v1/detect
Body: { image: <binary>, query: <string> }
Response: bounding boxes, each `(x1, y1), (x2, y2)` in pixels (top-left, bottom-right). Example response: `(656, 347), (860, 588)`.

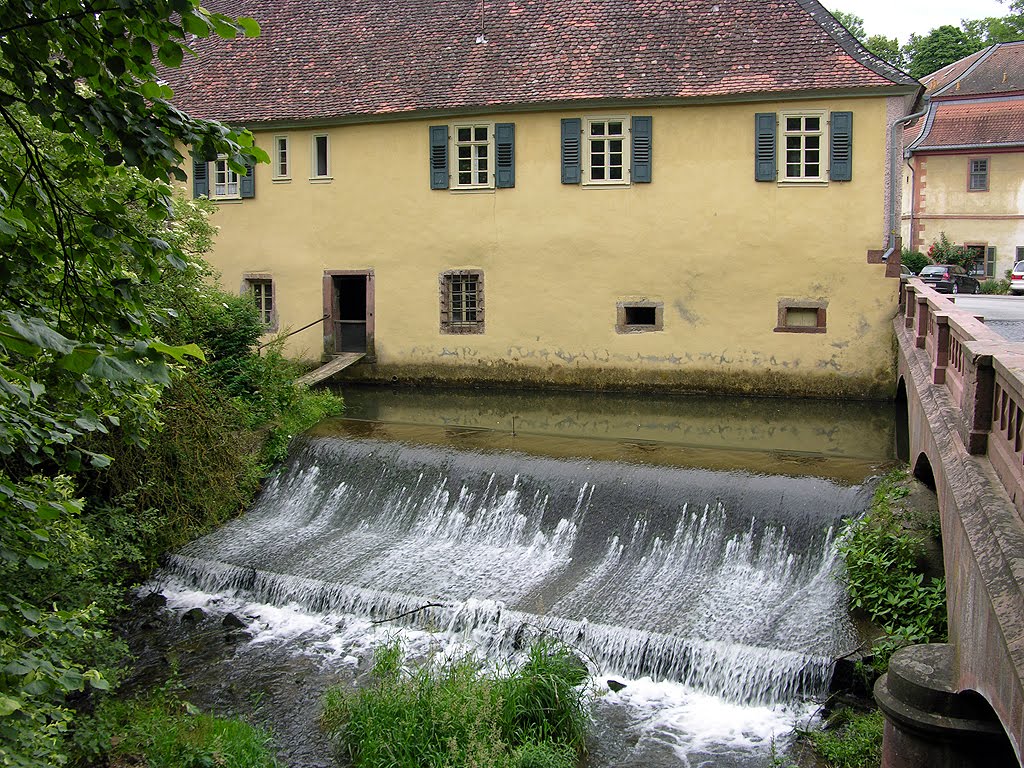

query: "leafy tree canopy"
(831, 9), (866, 40)
(0, 2), (269, 764)
(905, 25), (979, 79)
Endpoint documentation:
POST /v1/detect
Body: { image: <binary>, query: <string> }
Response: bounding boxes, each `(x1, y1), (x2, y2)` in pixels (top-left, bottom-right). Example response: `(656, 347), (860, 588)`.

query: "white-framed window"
(212, 155), (240, 199)
(584, 117), (629, 185)
(243, 274), (276, 330)
(453, 124), (494, 189)
(311, 134), (330, 179)
(780, 112), (826, 182)
(273, 135), (290, 179)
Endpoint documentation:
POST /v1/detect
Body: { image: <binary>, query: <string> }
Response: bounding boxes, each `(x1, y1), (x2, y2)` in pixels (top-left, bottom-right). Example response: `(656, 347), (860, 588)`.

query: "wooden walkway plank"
(295, 353), (365, 387)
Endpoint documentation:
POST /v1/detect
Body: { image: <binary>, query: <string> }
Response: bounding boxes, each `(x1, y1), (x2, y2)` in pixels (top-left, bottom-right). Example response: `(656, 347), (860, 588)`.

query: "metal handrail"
(257, 313), (329, 354)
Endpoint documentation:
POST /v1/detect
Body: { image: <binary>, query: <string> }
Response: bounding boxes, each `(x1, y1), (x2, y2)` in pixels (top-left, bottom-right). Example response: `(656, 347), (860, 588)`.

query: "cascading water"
(146, 418), (879, 765)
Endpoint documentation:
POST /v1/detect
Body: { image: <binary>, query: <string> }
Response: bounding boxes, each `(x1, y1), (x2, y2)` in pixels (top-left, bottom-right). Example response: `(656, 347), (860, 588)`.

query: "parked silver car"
(1010, 261), (1024, 295)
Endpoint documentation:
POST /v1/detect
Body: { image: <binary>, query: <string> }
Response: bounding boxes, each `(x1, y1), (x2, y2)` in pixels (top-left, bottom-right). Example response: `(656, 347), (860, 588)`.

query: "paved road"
(951, 295), (1024, 341)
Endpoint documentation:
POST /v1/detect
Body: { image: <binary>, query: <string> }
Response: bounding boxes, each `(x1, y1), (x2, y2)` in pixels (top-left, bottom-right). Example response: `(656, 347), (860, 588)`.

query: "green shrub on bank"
(81, 688), (279, 768)
(322, 639), (590, 768)
(806, 708), (883, 768)
(838, 471), (947, 672)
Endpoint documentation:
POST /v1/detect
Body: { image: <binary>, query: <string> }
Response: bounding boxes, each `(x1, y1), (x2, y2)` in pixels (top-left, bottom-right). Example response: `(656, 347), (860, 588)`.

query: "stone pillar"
(875, 644), (1016, 768)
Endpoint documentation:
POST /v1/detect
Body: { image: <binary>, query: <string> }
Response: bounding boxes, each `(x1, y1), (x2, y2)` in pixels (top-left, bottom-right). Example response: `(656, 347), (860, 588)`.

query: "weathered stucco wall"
(200, 96), (900, 396)
(902, 151), (1024, 274)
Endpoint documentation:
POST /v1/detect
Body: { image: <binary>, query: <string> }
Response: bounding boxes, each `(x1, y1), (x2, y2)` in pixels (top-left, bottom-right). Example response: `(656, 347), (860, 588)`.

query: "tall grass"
(321, 638), (591, 768)
(83, 688), (280, 768)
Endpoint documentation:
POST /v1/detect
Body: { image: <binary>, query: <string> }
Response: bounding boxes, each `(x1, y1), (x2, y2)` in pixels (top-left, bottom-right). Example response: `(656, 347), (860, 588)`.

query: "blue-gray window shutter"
(429, 125), (449, 189)
(754, 113), (776, 182)
(240, 157), (255, 198)
(830, 111), (853, 182)
(192, 156), (209, 198)
(561, 118), (581, 184)
(495, 122), (515, 188)
(631, 116), (653, 183)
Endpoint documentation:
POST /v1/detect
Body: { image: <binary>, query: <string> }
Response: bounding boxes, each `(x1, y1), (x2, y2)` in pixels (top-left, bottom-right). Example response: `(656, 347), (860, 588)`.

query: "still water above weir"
(142, 388), (895, 767)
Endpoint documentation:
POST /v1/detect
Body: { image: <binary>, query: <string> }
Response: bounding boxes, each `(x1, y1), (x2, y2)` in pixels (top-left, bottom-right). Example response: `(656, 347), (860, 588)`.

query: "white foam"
(150, 580), (821, 764)
(596, 675), (818, 759)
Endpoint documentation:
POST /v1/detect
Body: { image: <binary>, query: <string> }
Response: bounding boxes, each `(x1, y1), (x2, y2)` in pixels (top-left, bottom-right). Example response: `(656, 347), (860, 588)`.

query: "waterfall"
(157, 434), (870, 707)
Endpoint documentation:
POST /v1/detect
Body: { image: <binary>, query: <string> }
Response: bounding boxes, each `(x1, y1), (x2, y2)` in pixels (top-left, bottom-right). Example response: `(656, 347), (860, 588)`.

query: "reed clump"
(321, 638), (591, 768)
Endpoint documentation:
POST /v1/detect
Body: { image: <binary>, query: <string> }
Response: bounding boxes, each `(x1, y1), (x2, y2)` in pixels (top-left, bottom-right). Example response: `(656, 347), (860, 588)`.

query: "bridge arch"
(912, 452), (936, 491)
(895, 376), (910, 463)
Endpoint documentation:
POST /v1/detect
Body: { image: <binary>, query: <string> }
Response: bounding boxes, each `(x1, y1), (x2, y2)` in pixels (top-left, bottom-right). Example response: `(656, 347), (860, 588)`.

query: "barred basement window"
(616, 300), (664, 333)
(775, 299), (827, 334)
(440, 270), (484, 334)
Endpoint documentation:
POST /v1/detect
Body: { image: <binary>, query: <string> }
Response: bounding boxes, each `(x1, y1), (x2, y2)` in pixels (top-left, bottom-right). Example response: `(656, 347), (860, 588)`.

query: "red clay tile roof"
(930, 42), (1024, 98)
(909, 99), (1024, 150)
(907, 43), (1024, 153)
(161, 0), (918, 125)
(919, 49), (988, 94)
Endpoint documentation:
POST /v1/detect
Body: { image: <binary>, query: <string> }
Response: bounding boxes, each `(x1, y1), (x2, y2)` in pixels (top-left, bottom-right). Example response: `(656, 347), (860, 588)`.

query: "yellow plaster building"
(165, 0), (922, 398)
(902, 42), (1024, 280)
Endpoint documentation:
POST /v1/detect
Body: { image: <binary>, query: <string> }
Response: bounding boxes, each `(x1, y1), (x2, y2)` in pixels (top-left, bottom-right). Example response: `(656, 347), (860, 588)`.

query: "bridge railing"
(899, 280), (1024, 513)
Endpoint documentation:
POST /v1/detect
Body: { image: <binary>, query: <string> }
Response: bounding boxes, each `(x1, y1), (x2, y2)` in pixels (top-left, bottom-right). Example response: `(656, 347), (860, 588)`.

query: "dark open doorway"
(322, 270), (374, 357)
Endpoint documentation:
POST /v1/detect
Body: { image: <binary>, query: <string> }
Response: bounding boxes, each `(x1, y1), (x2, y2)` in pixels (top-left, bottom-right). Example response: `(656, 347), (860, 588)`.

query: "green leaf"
(238, 16), (261, 37)
(18, 605), (41, 623)
(25, 555), (48, 570)
(0, 695), (22, 716)
(158, 41), (184, 68)
(151, 340), (206, 363)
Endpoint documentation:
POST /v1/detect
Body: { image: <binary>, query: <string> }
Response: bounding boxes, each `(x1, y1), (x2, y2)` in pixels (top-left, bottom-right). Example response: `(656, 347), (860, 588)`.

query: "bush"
(321, 638), (591, 768)
(900, 249), (929, 275)
(83, 688), (279, 768)
(981, 279), (1010, 295)
(806, 708), (883, 768)
(838, 471), (947, 672)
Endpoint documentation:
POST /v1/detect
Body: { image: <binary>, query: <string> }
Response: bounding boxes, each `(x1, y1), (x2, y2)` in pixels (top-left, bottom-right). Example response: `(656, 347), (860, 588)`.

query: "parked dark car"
(918, 264), (981, 295)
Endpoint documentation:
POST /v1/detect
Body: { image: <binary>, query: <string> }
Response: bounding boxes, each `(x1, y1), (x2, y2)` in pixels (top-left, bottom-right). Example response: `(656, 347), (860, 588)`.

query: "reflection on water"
(322, 385), (896, 483)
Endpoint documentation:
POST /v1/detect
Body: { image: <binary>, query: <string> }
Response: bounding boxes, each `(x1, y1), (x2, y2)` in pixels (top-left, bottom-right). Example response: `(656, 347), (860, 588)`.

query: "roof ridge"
(795, 0), (919, 88)
(932, 43), (1001, 98)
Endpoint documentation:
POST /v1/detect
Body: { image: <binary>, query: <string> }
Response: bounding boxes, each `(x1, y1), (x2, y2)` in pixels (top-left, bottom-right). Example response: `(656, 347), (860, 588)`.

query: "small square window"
(616, 301), (663, 333)
(775, 300), (827, 333)
(440, 270), (484, 333)
(969, 158), (989, 191)
(312, 134), (330, 179)
(243, 274), (276, 330)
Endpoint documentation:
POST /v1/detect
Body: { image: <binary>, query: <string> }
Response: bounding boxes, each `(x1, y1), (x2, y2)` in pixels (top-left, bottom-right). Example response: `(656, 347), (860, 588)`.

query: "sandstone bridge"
(882, 279), (1024, 767)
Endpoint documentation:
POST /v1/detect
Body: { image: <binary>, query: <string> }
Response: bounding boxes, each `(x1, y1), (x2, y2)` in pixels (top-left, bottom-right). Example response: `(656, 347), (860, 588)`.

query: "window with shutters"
(192, 154), (254, 200)
(584, 117), (630, 185)
(430, 123), (514, 190)
(780, 112), (826, 182)
(212, 155), (240, 200)
(453, 124), (494, 189)
(969, 158), (989, 191)
(440, 270), (484, 334)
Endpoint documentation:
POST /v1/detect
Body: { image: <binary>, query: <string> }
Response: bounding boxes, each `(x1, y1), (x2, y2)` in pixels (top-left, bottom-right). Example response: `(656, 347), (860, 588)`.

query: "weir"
(159, 427), (875, 709)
